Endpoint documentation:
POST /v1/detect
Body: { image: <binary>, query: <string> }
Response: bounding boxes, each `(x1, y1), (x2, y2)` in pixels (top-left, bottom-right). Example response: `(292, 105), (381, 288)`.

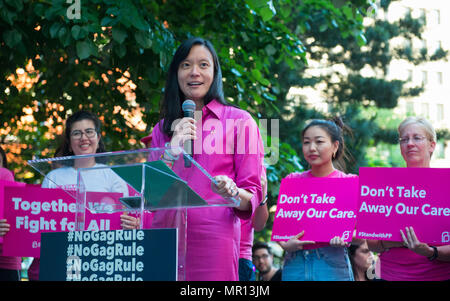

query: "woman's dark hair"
(0, 145), (8, 169)
(161, 37), (228, 136)
(348, 242), (370, 281)
(59, 110), (106, 157)
(301, 117), (353, 172)
(348, 243), (359, 260)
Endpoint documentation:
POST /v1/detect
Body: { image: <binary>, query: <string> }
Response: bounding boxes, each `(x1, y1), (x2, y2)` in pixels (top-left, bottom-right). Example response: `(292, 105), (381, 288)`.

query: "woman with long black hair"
(146, 37), (264, 280)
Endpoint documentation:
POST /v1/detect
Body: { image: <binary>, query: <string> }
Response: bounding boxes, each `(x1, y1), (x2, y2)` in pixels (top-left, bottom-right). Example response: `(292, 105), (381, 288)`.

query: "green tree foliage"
(254, 0), (448, 240)
(274, 0), (448, 173)
(1, 0), (369, 178)
(1, 0), (376, 242)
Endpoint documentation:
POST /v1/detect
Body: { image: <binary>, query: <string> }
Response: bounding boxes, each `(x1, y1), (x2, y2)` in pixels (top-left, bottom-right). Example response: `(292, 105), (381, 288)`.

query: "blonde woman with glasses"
(367, 117), (450, 281)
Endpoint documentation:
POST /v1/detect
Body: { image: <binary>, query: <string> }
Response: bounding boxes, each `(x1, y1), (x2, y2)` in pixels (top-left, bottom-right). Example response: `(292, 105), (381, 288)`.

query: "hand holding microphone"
(170, 118), (197, 147)
(168, 100), (197, 160)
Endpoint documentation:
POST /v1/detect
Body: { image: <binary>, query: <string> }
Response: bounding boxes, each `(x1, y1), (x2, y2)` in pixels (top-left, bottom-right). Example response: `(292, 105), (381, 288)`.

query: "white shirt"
(42, 163), (129, 196)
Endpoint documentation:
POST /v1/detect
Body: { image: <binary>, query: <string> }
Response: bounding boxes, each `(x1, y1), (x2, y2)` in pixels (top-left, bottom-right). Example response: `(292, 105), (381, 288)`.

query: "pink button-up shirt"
(150, 99), (264, 280)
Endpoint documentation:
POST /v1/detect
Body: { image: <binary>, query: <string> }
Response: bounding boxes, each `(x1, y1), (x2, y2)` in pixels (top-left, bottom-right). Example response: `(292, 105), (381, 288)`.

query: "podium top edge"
(27, 147), (185, 164)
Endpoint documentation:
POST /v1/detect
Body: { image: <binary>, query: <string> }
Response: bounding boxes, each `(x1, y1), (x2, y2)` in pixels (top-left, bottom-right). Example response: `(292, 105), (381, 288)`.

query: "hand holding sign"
(400, 226), (434, 258)
(330, 236), (348, 247)
(0, 219), (10, 237)
(120, 213), (140, 230)
(278, 231), (315, 252)
(2, 186), (125, 257)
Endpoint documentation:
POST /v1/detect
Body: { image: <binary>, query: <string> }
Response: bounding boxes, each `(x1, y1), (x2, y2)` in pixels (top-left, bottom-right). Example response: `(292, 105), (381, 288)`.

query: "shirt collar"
(202, 99), (224, 119)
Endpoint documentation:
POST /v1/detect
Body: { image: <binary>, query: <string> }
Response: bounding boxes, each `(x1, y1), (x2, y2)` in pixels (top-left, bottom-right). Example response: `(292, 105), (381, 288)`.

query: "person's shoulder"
(47, 166), (73, 176)
(43, 166), (74, 188)
(333, 170), (358, 178)
(270, 268), (282, 281)
(97, 164), (122, 177)
(151, 120), (164, 133)
(0, 167), (14, 181)
(150, 119), (170, 139)
(232, 107), (253, 120)
(222, 103), (253, 120)
(285, 170), (310, 179)
(154, 119), (164, 127)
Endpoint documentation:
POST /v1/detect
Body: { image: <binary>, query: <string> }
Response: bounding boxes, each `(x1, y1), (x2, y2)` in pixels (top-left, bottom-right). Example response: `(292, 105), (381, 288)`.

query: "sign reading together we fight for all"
(271, 177), (359, 243)
(1, 185), (124, 257)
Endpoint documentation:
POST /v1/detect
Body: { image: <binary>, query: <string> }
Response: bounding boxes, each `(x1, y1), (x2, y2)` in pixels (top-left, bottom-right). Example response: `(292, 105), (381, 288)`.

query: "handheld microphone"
(182, 99), (196, 167)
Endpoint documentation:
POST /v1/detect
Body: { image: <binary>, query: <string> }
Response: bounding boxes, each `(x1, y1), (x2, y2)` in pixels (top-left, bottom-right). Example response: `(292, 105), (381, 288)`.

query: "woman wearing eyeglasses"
(41, 110), (128, 193)
(367, 117), (450, 281)
(27, 110), (130, 281)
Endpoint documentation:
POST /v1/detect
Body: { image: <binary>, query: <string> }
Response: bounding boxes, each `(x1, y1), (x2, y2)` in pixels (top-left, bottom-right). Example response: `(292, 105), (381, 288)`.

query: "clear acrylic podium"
(28, 147), (240, 280)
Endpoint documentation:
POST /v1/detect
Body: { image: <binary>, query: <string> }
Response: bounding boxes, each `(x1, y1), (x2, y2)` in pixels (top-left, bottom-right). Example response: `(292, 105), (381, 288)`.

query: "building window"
(417, 39), (427, 51)
(421, 71), (428, 85)
(434, 142), (445, 159)
(421, 103), (429, 118)
(407, 69), (413, 82)
(431, 40), (442, 53)
(419, 8), (427, 25)
(429, 9), (441, 25)
(404, 7), (412, 17)
(437, 72), (443, 85)
(406, 101), (415, 115)
(437, 104), (444, 122)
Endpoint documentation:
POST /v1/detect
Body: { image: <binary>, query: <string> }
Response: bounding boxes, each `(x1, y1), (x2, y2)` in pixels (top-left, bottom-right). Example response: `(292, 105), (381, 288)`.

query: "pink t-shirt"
(285, 169), (358, 250)
(0, 167), (21, 271)
(380, 245), (450, 281)
(150, 100), (264, 280)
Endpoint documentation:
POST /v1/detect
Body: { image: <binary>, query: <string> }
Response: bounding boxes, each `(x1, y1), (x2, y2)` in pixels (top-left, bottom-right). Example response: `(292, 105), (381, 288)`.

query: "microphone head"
(182, 99), (196, 113)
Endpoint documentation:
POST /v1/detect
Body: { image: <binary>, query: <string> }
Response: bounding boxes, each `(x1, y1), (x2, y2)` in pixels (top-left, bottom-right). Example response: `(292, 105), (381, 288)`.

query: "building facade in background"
(387, 0), (450, 167)
(288, 0), (450, 167)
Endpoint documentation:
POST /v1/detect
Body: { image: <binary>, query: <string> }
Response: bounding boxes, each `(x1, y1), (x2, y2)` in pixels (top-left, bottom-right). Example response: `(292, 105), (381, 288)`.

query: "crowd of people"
(0, 37), (449, 281)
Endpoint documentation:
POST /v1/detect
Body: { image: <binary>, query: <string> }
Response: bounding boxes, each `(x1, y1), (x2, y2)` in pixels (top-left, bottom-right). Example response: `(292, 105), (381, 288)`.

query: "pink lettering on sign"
(356, 167), (450, 244)
(2, 186), (124, 257)
(271, 177), (359, 243)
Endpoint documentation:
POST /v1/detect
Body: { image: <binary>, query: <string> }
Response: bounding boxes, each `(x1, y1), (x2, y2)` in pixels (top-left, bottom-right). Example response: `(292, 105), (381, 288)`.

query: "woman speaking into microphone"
(142, 37), (264, 281)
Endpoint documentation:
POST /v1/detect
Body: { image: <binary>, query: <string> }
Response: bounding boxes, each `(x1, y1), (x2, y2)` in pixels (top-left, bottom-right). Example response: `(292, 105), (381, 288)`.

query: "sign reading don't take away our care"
(271, 177), (359, 243)
(356, 167), (450, 244)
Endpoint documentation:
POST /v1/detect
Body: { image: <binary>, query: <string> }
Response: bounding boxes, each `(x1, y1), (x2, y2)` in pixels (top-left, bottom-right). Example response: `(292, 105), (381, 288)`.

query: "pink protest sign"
(271, 177), (359, 242)
(0, 180), (26, 218)
(2, 186), (124, 257)
(356, 167), (450, 244)
(0, 180), (26, 244)
(84, 191), (125, 232)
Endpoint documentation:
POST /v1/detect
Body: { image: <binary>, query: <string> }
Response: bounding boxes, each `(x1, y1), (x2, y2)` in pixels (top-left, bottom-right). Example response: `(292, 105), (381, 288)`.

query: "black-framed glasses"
(70, 128), (97, 139)
(252, 254), (270, 261)
(398, 135), (427, 145)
